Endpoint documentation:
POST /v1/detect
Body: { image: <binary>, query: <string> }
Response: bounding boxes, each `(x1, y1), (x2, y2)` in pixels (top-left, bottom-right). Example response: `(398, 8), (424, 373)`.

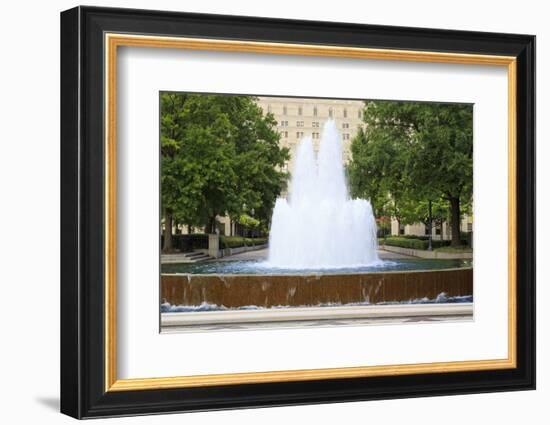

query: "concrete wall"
(381, 244), (473, 259)
(198, 244), (268, 258)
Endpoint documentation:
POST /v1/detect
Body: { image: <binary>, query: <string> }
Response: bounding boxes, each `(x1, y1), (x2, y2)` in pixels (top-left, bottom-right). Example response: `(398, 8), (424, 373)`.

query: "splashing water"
(267, 120), (379, 269)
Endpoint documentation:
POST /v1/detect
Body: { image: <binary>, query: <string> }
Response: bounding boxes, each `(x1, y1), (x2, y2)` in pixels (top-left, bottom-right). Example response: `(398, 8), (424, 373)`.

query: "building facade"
(389, 216), (473, 241)
(255, 96), (365, 171)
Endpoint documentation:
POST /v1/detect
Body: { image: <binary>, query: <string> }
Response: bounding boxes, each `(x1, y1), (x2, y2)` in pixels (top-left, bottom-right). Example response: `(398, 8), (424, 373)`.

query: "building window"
(296, 131), (304, 139)
(312, 132), (320, 139)
(296, 121), (304, 127)
(280, 120), (288, 127)
(467, 223), (473, 232)
(343, 108), (347, 118)
(343, 134), (350, 140)
(283, 106), (287, 115)
(312, 121), (319, 128)
(358, 110), (362, 119)
(435, 227), (441, 235)
(283, 131), (288, 138)
(313, 106), (318, 117)
(399, 224), (405, 235)
(424, 225), (431, 235)
(342, 122), (349, 129)
(298, 106), (302, 116)
(328, 107), (333, 118)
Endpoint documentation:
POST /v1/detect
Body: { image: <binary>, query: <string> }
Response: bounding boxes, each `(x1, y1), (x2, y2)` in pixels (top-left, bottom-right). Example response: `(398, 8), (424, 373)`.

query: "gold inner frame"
(104, 33), (517, 392)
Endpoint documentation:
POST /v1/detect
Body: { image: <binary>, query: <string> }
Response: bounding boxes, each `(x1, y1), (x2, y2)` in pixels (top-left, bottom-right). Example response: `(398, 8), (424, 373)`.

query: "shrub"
(461, 231), (473, 246)
(400, 235), (429, 240)
(220, 236), (245, 249)
(431, 239), (452, 249)
(384, 237), (429, 250)
(382, 237), (470, 250)
(161, 233), (208, 252)
(247, 237), (268, 246)
(175, 233), (208, 252)
(220, 236), (268, 249)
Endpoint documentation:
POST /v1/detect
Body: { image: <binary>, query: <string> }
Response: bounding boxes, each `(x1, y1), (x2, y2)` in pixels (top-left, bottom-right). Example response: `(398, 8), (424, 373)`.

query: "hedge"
(393, 233), (471, 244)
(382, 237), (455, 250)
(161, 233), (209, 252)
(220, 236), (268, 249)
(383, 237), (430, 250)
(161, 234), (268, 251)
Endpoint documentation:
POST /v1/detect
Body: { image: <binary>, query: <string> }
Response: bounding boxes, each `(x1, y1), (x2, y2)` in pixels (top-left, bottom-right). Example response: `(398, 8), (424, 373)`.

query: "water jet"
(268, 120), (379, 269)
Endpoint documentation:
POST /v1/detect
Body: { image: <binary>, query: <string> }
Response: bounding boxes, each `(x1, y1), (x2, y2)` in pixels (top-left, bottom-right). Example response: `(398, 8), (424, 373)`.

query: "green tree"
(348, 101), (473, 247)
(160, 93), (289, 252)
(399, 197), (449, 248)
(226, 98), (290, 228)
(160, 93), (197, 251)
(407, 103), (473, 246)
(348, 119), (412, 230)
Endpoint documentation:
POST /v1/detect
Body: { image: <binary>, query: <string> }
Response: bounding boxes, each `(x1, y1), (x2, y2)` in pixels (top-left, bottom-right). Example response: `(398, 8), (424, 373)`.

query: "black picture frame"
(61, 5), (535, 419)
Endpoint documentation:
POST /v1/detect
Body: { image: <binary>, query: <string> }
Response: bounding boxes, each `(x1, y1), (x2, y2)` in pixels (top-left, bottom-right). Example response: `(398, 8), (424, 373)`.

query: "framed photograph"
(60, 6), (535, 419)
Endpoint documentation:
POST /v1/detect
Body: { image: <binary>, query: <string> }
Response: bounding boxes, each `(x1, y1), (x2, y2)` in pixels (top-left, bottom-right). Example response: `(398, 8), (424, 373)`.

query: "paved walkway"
(162, 314), (472, 333)
(161, 247), (415, 264)
(377, 249), (415, 260)
(218, 247), (414, 261)
(161, 303), (472, 332)
(217, 247), (268, 261)
(380, 244), (473, 260)
(161, 252), (210, 264)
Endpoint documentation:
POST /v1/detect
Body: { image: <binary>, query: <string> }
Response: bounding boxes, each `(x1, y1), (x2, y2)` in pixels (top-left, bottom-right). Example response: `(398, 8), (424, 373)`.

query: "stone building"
(255, 96), (365, 171)
(390, 216), (473, 241)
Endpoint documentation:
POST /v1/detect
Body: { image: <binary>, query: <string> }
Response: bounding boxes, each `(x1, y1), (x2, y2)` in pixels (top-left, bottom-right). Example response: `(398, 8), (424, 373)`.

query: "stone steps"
(184, 251), (207, 259)
(161, 251), (212, 264)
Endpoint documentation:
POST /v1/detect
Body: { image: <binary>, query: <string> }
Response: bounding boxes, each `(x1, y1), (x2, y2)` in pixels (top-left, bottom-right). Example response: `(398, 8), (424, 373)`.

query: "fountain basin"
(161, 267), (472, 309)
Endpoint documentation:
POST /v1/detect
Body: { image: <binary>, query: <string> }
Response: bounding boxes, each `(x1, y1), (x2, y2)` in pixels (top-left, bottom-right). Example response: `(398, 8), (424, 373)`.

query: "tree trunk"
(427, 200), (433, 251)
(208, 216), (216, 234)
(449, 196), (461, 247)
(163, 209), (173, 252)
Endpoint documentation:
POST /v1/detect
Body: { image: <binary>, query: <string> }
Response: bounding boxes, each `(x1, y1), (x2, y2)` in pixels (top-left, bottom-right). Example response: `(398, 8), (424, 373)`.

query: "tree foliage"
(348, 100), (473, 246)
(160, 93), (289, 250)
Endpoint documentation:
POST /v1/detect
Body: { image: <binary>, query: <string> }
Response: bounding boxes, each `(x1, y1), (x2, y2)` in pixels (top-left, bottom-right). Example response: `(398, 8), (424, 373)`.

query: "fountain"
(267, 120), (379, 269)
(160, 121), (473, 314)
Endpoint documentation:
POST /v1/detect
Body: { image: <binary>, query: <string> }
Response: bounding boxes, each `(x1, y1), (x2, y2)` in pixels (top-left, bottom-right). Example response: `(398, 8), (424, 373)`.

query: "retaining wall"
(380, 244), (473, 259)
(161, 268), (473, 308)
